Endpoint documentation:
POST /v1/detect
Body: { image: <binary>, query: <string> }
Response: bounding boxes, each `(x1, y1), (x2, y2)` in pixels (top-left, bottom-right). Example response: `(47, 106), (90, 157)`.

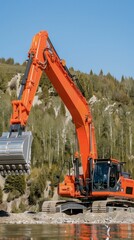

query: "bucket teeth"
(12, 165), (16, 170)
(15, 170), (19, 175)
(7, 170), (11, 175)
(0, 165), (31, 176)
(25, 164), (30, 170)
(19, 170), (23, 175)
(0, 165), (3, 170)
(18, 164), (23, 170)
(6, 165), (10, 170)
(3, 170), (7, 176)
(0, 164), (31, 176)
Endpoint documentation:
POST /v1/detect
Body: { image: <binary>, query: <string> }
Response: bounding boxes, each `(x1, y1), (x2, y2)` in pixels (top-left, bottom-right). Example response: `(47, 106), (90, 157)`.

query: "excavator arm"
(0, 31), (97, 179)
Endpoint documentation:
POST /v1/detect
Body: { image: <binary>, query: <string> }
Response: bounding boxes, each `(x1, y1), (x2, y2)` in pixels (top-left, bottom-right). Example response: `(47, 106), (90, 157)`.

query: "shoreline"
(0, 211), (134, 225)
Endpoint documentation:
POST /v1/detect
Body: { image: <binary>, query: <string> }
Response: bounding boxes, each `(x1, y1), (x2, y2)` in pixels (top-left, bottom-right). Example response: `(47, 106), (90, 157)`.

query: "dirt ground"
(0, 211), (134, 224)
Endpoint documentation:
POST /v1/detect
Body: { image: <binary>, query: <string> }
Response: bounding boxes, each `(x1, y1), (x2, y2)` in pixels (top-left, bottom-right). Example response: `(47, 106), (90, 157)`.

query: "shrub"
(4, 175), (26, 195)
(28, 168), (47, 205)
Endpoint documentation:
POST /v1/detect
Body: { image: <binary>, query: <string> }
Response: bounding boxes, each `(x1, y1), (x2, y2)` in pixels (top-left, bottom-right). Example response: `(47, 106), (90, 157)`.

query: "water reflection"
(0, 223), (134, 239)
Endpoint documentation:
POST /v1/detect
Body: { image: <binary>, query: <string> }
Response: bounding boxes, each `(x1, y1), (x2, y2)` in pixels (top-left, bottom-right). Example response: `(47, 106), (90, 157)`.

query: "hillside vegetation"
(0, 59), (134, 211)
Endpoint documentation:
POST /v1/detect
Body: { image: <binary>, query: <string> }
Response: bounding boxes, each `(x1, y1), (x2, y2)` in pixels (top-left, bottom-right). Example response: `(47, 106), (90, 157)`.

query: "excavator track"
(92, 198), (134, 213)
(42, 201), (58, 213)
(92, 200), (107, 213)
(42, 198), (134, 214)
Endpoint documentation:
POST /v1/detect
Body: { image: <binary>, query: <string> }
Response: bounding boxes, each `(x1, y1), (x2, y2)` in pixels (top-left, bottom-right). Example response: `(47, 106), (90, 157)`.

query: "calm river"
(0, 223), (134, 239)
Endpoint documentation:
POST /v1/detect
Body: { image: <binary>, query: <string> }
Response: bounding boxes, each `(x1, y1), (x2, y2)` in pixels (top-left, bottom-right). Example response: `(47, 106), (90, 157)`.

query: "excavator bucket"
(0, 131), (33, 176)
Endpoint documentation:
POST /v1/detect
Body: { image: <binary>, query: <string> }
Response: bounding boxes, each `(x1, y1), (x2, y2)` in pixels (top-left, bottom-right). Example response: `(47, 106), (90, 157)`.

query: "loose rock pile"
(0, 211), (134, 224)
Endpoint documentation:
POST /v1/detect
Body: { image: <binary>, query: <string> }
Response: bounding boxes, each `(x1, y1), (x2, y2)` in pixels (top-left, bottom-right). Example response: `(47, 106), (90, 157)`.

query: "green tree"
(99, 69), (103, 76)
(0, 58), (6, 63)
(6, 58), (14, 65)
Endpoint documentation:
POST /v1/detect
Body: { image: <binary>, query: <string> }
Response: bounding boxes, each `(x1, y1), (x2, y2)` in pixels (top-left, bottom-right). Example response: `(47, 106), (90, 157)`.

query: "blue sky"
(0, 0), (134, 80)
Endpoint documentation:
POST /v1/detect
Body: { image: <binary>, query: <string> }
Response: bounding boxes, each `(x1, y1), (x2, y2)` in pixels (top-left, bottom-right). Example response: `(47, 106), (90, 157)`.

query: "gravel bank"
(0, 211), (134, 224)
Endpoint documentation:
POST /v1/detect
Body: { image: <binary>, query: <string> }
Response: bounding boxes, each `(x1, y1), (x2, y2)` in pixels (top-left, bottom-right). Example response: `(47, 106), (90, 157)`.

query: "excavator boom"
(0, 31), (97, 177)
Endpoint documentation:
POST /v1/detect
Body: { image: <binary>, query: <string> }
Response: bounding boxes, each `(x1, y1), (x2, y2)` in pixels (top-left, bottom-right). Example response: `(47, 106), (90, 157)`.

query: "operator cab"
(92, 159), (120, 191)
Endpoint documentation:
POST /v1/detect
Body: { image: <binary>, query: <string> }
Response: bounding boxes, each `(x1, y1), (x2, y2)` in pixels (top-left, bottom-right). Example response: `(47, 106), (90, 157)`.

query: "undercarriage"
(42, 198), (134, 215)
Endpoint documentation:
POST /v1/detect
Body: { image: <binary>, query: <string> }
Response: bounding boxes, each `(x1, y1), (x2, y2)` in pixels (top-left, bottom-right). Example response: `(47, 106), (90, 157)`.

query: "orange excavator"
(0, 31), (134, 213)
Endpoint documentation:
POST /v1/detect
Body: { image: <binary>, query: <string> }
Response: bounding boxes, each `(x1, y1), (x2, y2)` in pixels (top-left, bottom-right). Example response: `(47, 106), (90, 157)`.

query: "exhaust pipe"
(0, 131), (33, 175)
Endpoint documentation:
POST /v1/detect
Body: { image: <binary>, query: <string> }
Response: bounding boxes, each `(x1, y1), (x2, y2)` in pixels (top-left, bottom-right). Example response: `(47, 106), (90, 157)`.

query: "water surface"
(0, 223), (134, 239)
